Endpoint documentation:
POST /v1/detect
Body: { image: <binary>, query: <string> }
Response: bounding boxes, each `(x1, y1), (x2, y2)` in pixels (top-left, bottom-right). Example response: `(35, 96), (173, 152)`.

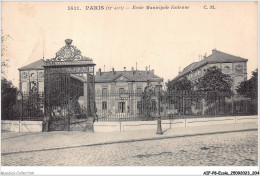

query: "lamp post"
(156, 82), (163, 135)
(16, 92), (23, 131)
(17, 91), (23, 120)
(17, 91), (22, 100)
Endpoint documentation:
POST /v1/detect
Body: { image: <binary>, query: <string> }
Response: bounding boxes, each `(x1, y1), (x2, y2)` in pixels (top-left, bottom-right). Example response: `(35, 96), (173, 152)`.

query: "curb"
(2, 128), (257, 156)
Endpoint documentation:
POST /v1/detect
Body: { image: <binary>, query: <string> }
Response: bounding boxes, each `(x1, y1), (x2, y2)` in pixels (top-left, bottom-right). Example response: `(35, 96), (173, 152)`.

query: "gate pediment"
(45, 39), (95, 67)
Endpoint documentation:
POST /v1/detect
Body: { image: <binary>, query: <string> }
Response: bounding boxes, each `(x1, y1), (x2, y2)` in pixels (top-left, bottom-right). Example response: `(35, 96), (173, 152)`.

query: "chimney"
(149, 65), (150, 71)
(203, 53), (207, 59)
(97, 68), (101, 76)
(112, 67), (115, 75)
(212, 49), (217, 54)
(131, 66), (134, 75)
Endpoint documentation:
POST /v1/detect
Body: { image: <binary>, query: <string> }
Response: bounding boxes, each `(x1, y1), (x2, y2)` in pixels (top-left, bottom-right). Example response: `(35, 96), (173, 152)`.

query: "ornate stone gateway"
(43, 39), (96, 131)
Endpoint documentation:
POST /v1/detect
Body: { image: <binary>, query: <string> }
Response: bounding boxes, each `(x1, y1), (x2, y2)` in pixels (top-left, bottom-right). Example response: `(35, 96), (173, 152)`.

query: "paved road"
(1, 130), (257, 166)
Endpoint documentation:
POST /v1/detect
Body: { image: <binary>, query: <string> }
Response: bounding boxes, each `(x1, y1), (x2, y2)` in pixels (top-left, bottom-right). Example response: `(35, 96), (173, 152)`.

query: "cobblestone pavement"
(2, 122), (257, 154)
(2, 130), (257, 166)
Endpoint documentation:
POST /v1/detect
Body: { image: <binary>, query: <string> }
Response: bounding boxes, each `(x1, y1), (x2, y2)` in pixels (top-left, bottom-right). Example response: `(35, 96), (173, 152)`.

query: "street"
(1, 130), (257, 166)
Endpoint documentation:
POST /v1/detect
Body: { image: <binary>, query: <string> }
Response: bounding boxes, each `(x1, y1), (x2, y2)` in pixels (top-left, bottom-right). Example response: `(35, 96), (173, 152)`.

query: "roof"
(95, 70), (163, 83)
(18, 59), (46, 71)
(70, 74), (87, 82)
(173, 49), (248, 81)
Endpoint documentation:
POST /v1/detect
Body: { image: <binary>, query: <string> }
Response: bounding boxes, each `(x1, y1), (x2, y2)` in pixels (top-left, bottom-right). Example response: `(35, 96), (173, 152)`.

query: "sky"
(1, 1), (258, 88)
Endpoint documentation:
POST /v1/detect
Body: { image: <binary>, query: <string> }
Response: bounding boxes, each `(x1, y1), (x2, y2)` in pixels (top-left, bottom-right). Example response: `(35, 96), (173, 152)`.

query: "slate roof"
(95, 70), (163, 83)
(173, 49), (248, 81)
(18, 59), (46, 71)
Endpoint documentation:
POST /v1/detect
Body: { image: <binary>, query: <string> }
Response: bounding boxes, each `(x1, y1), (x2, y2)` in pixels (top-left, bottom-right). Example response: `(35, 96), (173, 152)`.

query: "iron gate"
(43, 39), (96, 131)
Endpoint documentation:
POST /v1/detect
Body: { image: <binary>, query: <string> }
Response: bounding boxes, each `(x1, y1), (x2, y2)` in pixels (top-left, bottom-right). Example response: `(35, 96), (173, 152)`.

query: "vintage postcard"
(1, 1), (258, 175)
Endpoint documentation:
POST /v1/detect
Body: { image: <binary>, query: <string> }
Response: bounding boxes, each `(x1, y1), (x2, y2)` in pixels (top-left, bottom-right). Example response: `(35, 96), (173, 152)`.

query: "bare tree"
(1, 30), (12, 78)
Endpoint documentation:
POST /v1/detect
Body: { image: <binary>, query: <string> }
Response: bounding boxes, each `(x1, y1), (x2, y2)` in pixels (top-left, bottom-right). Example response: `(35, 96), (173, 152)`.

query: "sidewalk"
(1, 122), (258, 155)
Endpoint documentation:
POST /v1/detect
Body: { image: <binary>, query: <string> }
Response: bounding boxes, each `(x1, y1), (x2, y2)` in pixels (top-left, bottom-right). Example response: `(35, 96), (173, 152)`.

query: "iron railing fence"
(161, 91), (257, 119)
(95, 90), (257, 122)
(2, 92), (45, 121)
(3, 90), (257, 122)
(95, 92), (158, 122)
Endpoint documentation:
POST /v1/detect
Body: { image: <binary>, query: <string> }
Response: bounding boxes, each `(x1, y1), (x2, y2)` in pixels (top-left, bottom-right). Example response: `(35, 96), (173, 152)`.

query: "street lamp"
(16, 91), (23, 120)
(156, 82), (163, 135)
(17, 91), (23, 100)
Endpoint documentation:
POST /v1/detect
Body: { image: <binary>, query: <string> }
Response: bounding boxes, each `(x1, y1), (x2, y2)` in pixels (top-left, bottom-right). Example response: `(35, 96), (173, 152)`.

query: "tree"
(1, 78), (18, 120)
(196, 66), (232, 95)
(166, 77), (193, 92)
(1, 31), (11, 78)
(1, 32), (17, 120)
(165, 77), (194, 115)
(139, 81), (156, 120)
(236, 69), (258, 100)
(195, 66), (233, 115)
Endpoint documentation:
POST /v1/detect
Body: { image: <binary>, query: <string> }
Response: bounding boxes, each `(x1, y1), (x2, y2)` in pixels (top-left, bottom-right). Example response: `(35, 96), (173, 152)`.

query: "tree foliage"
(1, 32), (17, 120)
(1, 78), (18, 120)
(196, 66), (232, 95)
(166, 77), (193, 92)
(139, 81), (156, 120)
(1, 31), (12, 78)
(236, 69), (258, 99)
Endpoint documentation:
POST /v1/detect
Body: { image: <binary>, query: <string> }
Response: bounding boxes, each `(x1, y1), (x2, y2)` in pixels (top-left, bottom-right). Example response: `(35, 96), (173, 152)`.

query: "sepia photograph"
(1, 1), (258, 175)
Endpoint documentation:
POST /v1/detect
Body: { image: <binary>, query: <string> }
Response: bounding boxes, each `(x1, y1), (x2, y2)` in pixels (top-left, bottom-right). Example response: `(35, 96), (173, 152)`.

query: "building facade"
(18, 59), (46, 93)
(173, 49), (248, 93)
(94, 67), (163, 120)
(18, 55), (163, 120)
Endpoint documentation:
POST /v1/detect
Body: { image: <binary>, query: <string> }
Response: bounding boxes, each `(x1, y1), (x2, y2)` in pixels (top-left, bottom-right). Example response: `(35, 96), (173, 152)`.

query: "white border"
(0, 0), (259, 175)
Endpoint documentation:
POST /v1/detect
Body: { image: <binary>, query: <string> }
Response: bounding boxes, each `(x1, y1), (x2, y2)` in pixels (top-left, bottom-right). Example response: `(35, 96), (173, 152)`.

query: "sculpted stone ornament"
(49, 39), (92, 62)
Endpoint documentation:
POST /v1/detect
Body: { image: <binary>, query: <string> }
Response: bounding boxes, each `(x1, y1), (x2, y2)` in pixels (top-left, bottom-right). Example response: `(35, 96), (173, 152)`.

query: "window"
(119, 88), (125, 94)
(102, 101), (107, 110)
(137, 101), (142, 113)
(102, 88), (108, 96)
(137, 88), (142, 93)
(38, 82), (44, 93)
(38, 71), (44, 79)
(118, 102), (125, 113)
(30, 81), (37, 93)
(22, 82), (28, 93)
(21, 71), (28, 79)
